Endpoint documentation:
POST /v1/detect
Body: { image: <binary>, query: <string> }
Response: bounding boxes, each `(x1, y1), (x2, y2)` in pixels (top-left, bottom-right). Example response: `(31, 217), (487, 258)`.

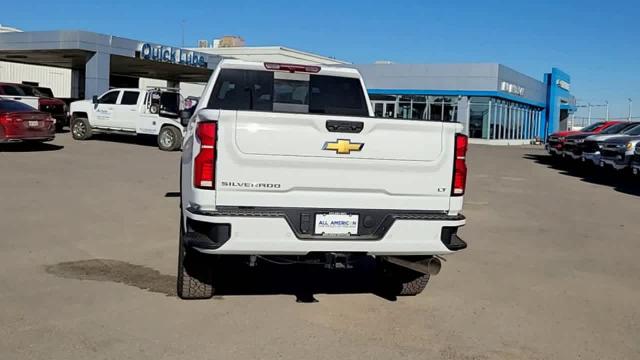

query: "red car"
(0, 99), (55, 143)
(547, 121), (623, 156)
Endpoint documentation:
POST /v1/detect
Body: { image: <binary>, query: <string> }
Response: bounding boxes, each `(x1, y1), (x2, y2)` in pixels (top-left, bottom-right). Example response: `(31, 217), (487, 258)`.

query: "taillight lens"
(452, 134), (468, 196)
(0, 114), (16, 124)
(193, 122), (217, 189)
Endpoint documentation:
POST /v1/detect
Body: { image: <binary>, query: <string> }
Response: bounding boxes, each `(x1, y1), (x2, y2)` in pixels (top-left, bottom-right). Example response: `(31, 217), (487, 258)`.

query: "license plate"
(28, 120), (39, 127)
(314, 213), (359, 235)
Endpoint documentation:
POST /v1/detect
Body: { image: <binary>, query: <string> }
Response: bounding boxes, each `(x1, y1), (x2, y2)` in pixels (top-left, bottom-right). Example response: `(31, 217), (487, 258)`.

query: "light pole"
(629, 98), (633, 121)
(605, 100), (609, 121)
(181, 19), (186, 47)
(587, 103), (592, 124)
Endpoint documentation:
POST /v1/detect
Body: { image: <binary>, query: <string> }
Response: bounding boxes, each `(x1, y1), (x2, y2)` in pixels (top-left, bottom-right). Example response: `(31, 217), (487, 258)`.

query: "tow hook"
(385, 256), (442, 275)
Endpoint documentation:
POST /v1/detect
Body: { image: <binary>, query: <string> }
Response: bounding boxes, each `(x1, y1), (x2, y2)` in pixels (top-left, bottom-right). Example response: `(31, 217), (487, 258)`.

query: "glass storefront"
(370, 95), (458, 122)
(370, 94), (544, 140)
(469, 97), (544, 140)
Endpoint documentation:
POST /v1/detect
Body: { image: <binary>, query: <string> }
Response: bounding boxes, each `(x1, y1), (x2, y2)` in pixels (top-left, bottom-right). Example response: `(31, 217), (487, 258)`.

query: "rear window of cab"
(207, 69), (369, 117)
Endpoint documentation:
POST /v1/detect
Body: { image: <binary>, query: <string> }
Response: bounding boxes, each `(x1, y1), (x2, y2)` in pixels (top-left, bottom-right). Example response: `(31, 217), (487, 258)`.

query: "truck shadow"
(0, 142), (64, 152)
(89, 134), (160, 148)
(211, 256), (395, 302)
(523, 153), (640, 197)
(45, 258), (397, 303)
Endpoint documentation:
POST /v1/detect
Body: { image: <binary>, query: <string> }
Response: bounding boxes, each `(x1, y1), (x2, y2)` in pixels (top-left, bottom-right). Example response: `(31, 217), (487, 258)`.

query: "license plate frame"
(28, 120), (39, 128)
(314, 213), (359, 236)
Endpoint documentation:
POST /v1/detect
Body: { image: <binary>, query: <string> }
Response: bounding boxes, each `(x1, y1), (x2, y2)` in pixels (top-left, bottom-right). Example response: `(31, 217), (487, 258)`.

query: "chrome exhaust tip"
(426, 257), (441, 275)
(384, 256), (443, 276)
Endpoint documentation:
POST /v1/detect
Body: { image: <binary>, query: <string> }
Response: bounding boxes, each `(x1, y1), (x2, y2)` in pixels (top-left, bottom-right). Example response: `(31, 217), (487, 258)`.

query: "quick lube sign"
(139, 43), (207, 68)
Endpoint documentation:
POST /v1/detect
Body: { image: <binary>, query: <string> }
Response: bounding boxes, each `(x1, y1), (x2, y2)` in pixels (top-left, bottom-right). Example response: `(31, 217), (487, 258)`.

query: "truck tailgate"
(215, 110), (461, 211)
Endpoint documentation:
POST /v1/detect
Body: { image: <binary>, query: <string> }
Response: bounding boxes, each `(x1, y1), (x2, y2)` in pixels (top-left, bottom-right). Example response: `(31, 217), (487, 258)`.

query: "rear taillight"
(193, 122), (218, 189)
(264, 62), (321, 73)
(452, 133), (468, 196)
(0, 114), (16, 124)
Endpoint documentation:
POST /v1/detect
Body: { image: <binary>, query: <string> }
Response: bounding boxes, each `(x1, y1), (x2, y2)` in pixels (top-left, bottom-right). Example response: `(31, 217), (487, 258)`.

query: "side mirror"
(179, 110), (192, 127)
(92, 95), (98, 104)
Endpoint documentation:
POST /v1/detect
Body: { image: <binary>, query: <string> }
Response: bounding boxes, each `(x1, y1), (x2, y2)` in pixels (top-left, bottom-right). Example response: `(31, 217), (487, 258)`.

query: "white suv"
(177, 60), (468, 299)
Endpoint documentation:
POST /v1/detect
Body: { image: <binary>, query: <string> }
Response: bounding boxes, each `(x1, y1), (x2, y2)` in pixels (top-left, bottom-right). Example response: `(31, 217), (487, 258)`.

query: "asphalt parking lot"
(1, 133), (639, 360)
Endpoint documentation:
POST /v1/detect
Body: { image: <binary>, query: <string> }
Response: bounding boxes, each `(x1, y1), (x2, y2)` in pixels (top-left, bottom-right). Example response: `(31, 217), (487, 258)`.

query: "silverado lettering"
(221, 181), (282, 189)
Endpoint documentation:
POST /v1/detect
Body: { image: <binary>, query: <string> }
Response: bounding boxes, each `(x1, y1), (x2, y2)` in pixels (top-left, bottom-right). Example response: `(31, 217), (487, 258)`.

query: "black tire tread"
(380, 261), (431, 296)
(398, 272), (430, 296)
(177, 218), (214, 300)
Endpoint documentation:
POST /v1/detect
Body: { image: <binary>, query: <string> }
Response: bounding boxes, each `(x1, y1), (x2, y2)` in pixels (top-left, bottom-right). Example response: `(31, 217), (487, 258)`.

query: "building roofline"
(191, 45), (349, 64)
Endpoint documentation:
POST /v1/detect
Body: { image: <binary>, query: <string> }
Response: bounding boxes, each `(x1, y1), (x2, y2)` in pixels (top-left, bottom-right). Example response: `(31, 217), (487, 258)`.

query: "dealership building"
(0, 29), (575, 143)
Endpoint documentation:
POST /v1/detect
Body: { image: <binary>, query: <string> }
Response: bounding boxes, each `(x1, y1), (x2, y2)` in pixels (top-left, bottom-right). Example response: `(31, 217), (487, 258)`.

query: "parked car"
(176, 60), (467, 299)
(563, 123), (625, 160)
(598, 125), (640, 170)
(547, 121), (621, 157)
(16, 84), (68, 132)
(580, 122), (640, 165)
(631, 143), (640, 175)
(70, 87), (185, 151)
(0, 99), (55, 143)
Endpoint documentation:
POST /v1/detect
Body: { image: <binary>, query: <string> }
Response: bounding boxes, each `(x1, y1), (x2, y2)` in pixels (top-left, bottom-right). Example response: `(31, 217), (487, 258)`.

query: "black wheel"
(177, 216), (214, 299)
(378, 261), (430, 296)
(71, 118), (92, 140)
(158, 126), (182, 151)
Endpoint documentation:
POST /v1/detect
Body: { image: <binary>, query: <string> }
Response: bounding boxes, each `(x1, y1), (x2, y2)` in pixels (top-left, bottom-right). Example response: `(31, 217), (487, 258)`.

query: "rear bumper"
(183, 207), (466, 256)
(0, 122), (55, 141)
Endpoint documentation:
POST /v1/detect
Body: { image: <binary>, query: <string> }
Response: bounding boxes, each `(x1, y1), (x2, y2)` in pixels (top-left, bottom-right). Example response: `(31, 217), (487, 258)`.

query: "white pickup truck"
(177, 60), (468, 299)
(69, 87), (186, 151)
(0, 83), (40, 109)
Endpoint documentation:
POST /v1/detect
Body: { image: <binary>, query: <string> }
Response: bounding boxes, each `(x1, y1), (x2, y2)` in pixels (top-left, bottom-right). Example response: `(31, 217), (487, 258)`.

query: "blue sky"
(4, 0), (639, 119)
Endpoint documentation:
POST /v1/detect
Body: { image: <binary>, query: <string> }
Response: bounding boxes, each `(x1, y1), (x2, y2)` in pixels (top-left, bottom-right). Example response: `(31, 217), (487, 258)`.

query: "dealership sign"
(500, 81), (525, 96)
(556, 79), (571, 91)
(139, 43), (207, 68)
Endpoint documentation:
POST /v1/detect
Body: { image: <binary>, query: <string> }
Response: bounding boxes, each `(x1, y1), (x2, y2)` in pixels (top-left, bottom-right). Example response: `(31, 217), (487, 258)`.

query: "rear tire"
(177, 217), (214, 299)
(158, 126), (182, 151)
(379, 261), (430, 296)
(71, 118), (92, 140)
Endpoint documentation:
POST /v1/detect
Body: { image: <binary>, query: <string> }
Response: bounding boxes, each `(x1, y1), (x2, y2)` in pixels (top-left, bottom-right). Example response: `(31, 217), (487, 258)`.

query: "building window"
(468, 97), (490, 139)
(471, 97), (543, 140)
(370, 94), (459, 122)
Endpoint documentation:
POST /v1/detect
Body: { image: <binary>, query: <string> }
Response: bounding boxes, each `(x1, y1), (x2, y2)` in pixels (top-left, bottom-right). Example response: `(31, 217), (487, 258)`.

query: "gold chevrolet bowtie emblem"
(323, 139), (364, 154)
